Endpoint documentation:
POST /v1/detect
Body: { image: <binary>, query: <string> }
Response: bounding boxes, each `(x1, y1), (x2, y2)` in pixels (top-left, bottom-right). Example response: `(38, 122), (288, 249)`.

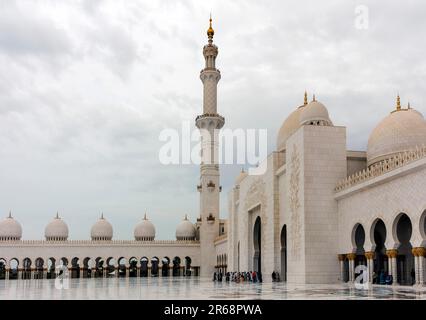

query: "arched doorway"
(106, 257), (116, 277)
(140, 257), (148, 277)
(151, 257), (159, 277)
(9, 258), (19, 280)
(173, 257), (181, 276)
(280, 225), (287, 281)
(71, 257), (80, 278)
(253, 217), (261, 273)
(83, 257), (93, 278)
(394, 213), (414, 285)
(95, 257), (104, 278)
(0, 258), (6, 280)
(22, 258), (32, 279)
(237, 241), (240, 272)
(118, 257), (127, 277)
(184, 257), (192, 276)
(47, 258), (56, 279)
(372, 219), (387, 284)
(161, 257), (170, 277)
(129, 257), (138, 277)
(353, 224), (366, 266)
(35, 258), (44, 279)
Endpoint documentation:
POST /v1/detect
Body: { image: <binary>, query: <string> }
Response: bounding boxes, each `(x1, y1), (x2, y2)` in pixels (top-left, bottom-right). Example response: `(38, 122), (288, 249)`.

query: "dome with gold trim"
(367, 96), (426, 167)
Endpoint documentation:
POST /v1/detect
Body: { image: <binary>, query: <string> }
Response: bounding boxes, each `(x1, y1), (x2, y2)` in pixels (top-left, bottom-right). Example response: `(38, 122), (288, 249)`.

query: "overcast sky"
(0, 0), (425, 240)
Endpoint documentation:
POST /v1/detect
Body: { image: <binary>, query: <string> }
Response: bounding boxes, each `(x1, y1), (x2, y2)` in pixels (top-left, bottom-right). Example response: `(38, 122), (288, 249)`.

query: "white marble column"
(338, 254), (345, 282)
(347, 253), (356, 283)
(365, 252), (374, 284)
(386, 249), (398, 285)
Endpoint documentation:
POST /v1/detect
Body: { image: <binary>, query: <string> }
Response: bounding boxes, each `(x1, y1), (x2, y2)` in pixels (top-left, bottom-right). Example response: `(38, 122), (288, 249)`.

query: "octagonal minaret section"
(195, 16), (224, 277)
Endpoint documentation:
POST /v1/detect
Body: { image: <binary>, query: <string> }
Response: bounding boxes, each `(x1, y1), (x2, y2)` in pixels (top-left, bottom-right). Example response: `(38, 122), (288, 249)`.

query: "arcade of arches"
(338, 211), (426, 286)
(0, 256), (198, 280)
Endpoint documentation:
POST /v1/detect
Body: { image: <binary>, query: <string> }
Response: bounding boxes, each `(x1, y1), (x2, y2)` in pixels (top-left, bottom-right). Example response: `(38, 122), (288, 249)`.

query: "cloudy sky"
(0, 0), (424, 240)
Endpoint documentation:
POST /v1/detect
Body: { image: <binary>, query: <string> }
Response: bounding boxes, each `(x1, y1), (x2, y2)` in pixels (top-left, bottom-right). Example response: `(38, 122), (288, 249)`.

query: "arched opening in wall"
(57, 257), (68, 279)
(253, 216), (261, 273)
(161, 257), (170, 277)
(421, 210), (426, 247)
(151, 257), (159, 277)
(280, 225), (287, 282)
(106, 257), (116, 277)
(237, 241), (240, 272)
(353, 224), (367, 267)
(22, 258), (32, 279)
(185, 257), (192, 276)
(35, 258), (44, 279)
(0, 258), (6, 280)
(129, 257), (138, 277)
(371, 219), (388, 284)
(71, 257), (80, 278)
(140, 257), (148, 277)
(394, 213), (415, 286)
(83, 257), (93, 278)
(118, 257), (127, 277)
(95, 257), (104, 278)
(343, 256), (350, 282)
(47, 258), (56, 279)
(173, 257), (181, 276)
(9, 258), (19, 280)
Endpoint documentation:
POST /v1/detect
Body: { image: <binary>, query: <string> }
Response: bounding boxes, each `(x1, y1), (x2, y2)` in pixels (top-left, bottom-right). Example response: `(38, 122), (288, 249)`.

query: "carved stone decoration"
(289, 144), (301, 261)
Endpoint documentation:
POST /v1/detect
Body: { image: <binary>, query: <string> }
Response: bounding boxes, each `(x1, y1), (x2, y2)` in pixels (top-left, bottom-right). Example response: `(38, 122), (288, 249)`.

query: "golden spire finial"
(8, 210), (11, 218)
(407, 101), (411, 109)
(207, 13), (214, 41)
(312, 94), (316, 102)
(396, 94), (401, 110)
(55, 211), (59, 219)
(304, 91), (308, 105)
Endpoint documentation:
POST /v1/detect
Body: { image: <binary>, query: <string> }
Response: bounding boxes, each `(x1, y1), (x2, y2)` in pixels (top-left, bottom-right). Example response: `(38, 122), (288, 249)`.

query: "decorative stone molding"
(386, 249), (398, 258)
(337, 254), (346, 261)
(365, 251), (375, 260)
(412, 247), (426, 257)
(289, 144), (301, 261)
(335, 145), (426, 192)
(346, 253), (357, 260)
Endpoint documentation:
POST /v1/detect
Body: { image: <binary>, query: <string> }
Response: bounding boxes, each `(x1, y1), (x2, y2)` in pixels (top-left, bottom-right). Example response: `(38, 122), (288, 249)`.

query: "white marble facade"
(1, 20), (426, 287)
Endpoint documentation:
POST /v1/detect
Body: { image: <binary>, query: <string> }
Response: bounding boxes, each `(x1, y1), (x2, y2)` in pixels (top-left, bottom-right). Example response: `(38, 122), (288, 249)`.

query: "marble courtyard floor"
(0, 277), (425, 300)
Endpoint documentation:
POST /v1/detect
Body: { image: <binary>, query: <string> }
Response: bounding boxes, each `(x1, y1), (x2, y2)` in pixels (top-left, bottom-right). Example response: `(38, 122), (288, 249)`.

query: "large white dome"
(299, 100), (332, 126)
(276, 105), (304, 151)
(367, 106), (426, 166)
(91, 214), (113, 240)
(0, 212), (22, 241)
(176, 215), (196, 240)
(45, 213), (68, 241)
(134, 214), (156, 241)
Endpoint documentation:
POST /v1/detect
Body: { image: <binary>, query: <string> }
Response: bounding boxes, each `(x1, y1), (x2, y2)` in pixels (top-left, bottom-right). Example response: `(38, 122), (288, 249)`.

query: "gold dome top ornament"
(304, 91), (308, 105)
(207, 14), (214, 43)
(396, 94), (401, 111)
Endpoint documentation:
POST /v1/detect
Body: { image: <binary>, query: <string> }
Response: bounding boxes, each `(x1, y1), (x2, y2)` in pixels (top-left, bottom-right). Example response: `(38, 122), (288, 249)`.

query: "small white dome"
(300, 99), (333, 126)
(91, 214), (113, 240)
(176, 215), (196, 240)
(235, 168), (248, 185)
(0, 212), (22, 240)
(45, 213), (68, 241)
(367, 105), (426, 166)
(134, 214), (156, 241)
(276, 105), (304, 151)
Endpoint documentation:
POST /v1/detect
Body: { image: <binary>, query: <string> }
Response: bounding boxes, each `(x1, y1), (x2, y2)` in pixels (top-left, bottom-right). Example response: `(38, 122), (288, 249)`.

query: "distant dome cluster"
(0, 212), (197, 242)
(277, 93), (333, 151)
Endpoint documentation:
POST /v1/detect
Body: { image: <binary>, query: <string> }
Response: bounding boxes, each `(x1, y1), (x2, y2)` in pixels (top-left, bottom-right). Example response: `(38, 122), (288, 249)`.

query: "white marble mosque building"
(1, 18), (426, 287)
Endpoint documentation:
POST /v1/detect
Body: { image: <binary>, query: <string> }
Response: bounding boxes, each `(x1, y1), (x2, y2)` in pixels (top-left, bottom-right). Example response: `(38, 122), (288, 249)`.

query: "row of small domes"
(276, 93), (426, 167)
(0, 212), (196, 241)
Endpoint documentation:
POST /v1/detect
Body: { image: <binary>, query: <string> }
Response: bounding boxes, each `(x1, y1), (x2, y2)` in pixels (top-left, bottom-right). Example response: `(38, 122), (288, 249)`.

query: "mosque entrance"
(253, 216), (261, 273)
(372, 219), (388, 283)
(280, 225), (287, 281)
(395, 213), (414, 285)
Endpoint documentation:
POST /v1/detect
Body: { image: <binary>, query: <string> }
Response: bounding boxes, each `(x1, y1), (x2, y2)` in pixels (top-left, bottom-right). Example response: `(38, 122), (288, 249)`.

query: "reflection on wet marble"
(0, 277), (425, 300)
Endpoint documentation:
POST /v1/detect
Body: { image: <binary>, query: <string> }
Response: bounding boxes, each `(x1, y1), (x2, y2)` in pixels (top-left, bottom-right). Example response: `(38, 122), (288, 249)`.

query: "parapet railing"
(0, 239), (200, 245)
(335, 145), (426, 192)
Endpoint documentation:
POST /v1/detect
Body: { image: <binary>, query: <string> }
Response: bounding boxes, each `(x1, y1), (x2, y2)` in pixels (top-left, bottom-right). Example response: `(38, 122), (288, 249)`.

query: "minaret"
(195, 15), (224, 277)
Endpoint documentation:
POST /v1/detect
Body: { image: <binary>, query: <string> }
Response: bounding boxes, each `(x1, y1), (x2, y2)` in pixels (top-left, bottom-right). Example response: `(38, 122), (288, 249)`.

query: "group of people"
(213, 271), (263, 283)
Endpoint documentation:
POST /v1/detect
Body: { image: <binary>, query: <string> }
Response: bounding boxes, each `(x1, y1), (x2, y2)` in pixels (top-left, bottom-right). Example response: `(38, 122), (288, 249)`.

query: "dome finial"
(101, 212), (104, 219)
(55, 211), (59, 219)
(144, 212), (147, 220)
(207, 13), (214, 42)
(8, 210), (12, 218)
(184, 214), (188, 220)
(396, 94), (401, 110)
(407, 101), (411, 109)
(312, 94), (316, 102)
(304, 91), (308, 105)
